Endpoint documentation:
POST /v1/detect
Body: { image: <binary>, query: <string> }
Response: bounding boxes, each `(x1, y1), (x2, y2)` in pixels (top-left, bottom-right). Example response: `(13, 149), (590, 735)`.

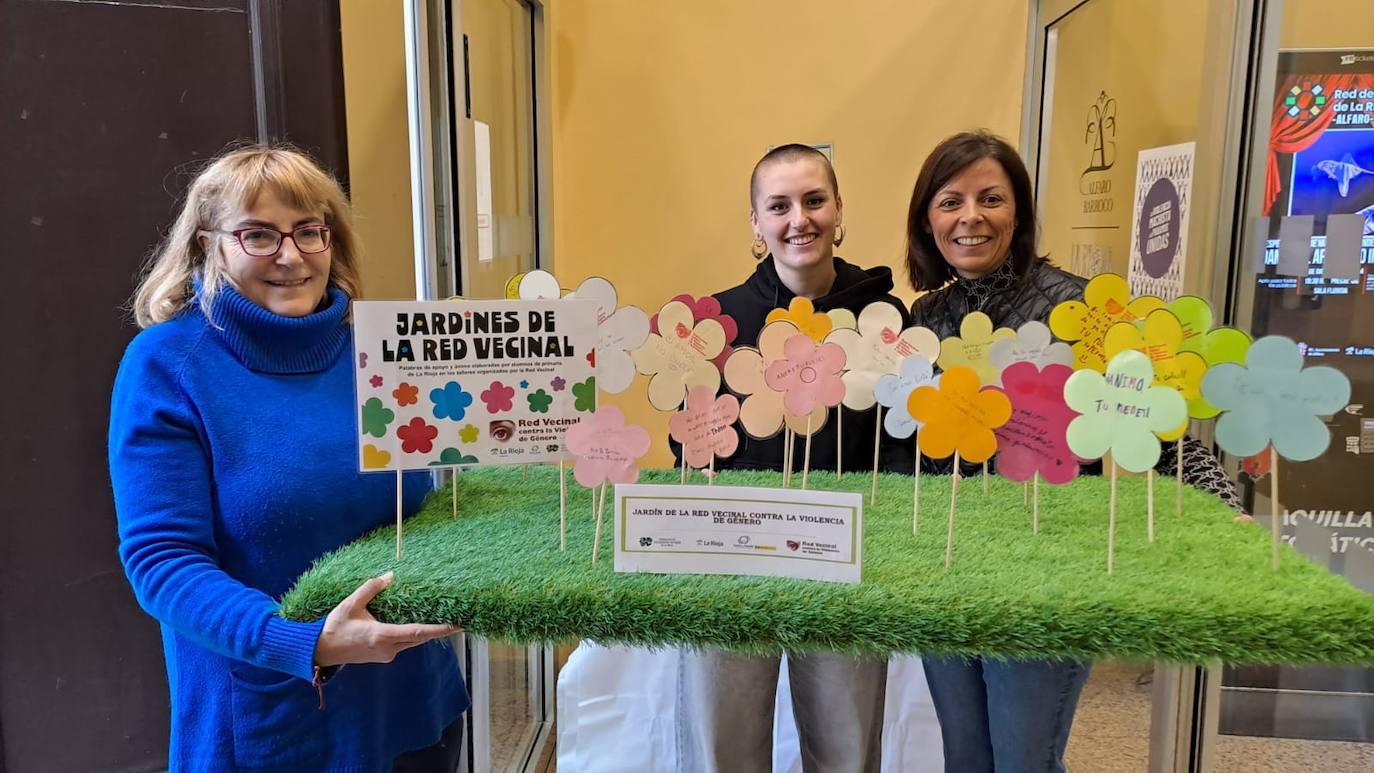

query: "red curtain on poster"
(1264, 73), (1374, 215)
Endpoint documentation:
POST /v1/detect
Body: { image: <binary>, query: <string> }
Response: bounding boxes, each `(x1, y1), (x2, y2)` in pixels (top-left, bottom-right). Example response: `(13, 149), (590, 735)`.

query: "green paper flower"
(360, 397), (395, 438)
(528, 389), (553, 413)
(572, 376), (598, 412)
(1064, 349), (1186, 473)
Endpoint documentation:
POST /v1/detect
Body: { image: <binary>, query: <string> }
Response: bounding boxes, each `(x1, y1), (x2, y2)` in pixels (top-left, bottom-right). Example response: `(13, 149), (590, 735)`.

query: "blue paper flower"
(874, 355), (937, 439)
(1201, 336), (1350, 461)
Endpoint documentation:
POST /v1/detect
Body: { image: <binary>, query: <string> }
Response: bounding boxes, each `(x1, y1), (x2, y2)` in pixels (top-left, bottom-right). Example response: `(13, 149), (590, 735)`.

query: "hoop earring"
(833, 224), (846, 248)
(751, 238), (768, 259)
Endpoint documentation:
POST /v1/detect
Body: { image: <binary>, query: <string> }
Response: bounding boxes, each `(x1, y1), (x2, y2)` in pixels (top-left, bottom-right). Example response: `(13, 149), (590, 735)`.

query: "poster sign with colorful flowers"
(351, 299), (599, 471)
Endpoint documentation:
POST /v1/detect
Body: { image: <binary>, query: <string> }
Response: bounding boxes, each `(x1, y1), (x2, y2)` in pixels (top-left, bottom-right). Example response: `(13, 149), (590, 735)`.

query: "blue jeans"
(922, 656), (1091, 773)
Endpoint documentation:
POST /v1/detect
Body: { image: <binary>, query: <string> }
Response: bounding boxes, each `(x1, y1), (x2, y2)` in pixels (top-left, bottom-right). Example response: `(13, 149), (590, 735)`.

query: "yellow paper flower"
(765, 297), (832, 342)
(1048, 273), (1166, 373)
(722, 320), (828, 438)
(631, 299), (726, 411)
(936, 311), (1016, 386)
(1103, 309), (1206, 440)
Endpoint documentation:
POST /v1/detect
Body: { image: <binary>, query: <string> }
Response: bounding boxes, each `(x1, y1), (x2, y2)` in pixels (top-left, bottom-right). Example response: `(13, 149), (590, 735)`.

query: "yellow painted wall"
(1281, 0), (1374, 48)
(340, 0), (416, 301)
(548, 0), (1030, 465)
(1038, 0), (1214, 285)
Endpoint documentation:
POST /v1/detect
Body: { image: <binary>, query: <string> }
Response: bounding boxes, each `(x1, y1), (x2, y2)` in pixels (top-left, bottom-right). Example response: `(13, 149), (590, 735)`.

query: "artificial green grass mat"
(280, 466), (1374, 665)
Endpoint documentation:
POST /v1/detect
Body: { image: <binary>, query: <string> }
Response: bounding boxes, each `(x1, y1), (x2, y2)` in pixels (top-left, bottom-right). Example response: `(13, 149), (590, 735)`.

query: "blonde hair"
(131, 144), (363, 328)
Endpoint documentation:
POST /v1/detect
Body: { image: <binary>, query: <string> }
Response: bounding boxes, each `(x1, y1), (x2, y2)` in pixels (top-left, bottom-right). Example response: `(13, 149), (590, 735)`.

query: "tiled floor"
(522, 657), (1374, 772)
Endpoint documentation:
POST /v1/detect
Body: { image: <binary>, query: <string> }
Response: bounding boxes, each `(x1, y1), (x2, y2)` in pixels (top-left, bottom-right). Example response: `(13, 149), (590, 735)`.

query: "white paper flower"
(987, 320), (1073, 384)
(823, 301), (940, 411)
(566, 277), (650, 395)
(506, 269), (562, 300)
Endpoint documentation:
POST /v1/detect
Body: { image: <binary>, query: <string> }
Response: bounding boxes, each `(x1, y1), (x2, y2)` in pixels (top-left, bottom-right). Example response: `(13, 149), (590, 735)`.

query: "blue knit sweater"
(109, 286), (468, 772)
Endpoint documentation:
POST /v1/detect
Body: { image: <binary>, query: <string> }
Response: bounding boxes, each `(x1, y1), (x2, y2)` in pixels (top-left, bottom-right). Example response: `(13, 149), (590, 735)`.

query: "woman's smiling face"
(926, 156), (1016, 279)
(750, 156), (841, 275)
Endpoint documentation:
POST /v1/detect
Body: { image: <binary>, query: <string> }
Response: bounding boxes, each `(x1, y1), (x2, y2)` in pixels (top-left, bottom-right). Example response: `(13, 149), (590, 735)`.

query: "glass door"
(403, 1), (554, 771)
(1214, 0), (1374, 768)
(1026, 0), (1256, 769)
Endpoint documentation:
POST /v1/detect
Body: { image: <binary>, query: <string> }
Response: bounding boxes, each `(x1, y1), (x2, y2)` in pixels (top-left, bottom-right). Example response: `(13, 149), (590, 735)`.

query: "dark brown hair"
(903, 130), (1041, 292)
(749, 143), (839, 210)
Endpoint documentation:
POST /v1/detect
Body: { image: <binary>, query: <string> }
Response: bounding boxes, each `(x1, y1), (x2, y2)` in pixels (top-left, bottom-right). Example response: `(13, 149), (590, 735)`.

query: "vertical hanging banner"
(1128, 142), (1196, 300)
(352, 299), (599, 471)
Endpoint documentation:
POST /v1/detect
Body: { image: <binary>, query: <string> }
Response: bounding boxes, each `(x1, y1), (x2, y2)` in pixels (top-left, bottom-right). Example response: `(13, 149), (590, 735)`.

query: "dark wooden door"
(0, 1), (347, 769)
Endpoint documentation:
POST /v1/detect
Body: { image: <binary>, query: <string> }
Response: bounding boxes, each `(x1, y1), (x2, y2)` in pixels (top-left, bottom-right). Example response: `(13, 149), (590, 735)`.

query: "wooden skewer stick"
(836, 407), (843, 480)
(395, 469), (403, 561)
(802, 413), (813, 490)
(871, 408), (883, 506)
(1175, 440), (1183, 515)
(1270, 445), (1281, 571)
(1147, 469), (1155, 543)
(945, 450), (961, 569)
(559, 460), (567, 551)
(708, 451), (715, 486)
(452, 466), (459, 519)
(1108, 461), (1118, 575)
(982, 462), (989, 495)
(784, 426), (793, 488)
(1024, 480), (1029, 509)
(1032, 472), (1040, 535)
(591, 482), (608, 564)
(912, 444), (921, 534)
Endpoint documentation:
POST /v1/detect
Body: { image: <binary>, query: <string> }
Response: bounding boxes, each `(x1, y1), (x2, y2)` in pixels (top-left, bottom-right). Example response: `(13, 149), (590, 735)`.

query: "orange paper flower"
(907, 366), (1011, 463)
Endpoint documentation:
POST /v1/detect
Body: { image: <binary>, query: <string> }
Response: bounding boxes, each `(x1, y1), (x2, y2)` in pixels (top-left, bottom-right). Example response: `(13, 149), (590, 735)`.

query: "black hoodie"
(699, 256), (915, 475)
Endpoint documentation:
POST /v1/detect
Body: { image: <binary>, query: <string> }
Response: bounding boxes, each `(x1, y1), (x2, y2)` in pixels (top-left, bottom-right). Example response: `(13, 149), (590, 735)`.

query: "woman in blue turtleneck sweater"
(109, 146), (467, 772)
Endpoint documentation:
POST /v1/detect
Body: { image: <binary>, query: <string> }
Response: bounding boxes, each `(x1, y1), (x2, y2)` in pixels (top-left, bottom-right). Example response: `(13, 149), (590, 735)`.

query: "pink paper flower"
(650, 293), (738, 370)
(668, 384), (741, 469)
(764, 334), (847, 417)
(993, 362), (1080, 484)
(563, 406), (652, 488)
(480, 380), (515, 413)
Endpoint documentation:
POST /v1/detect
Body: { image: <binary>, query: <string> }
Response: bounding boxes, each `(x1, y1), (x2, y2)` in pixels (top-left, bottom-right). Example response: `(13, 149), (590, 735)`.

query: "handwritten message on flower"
(1064, 349), (1186, 472)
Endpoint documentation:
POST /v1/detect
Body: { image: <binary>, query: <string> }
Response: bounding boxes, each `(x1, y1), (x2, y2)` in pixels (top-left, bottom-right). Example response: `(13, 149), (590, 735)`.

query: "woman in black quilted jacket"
(902, 130), (1241, 773)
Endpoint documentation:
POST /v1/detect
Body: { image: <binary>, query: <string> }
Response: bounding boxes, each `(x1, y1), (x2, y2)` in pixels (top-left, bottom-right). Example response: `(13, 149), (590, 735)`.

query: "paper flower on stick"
(1103, 308), (1206, 438)
(566, 277), (650, 395)
(1185, 326), (1253, 420)
(764, 334), (847, 417)
(765, 297), (832, 342)
(1064, 349), (1186, 472)
(505, 269), (562, 300)
(994, 362), (1079, 484)
(987, 321), (1072, 380)
(722, 321), (828, 438)
(826, 308), (857, 332)
(908, 366), (1011, 463)
(1201, 336), (1350, 462)
(563, 405), (652, 488)
(874, 354), (938, 439)
(669, 385), (741, 469)
(1049, 274), (1166, 372)
(825, 302), (940, 410)
(633, 299), (727, 410)
(936, 312), (1016, 386)
(649, 294), (738, 370)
